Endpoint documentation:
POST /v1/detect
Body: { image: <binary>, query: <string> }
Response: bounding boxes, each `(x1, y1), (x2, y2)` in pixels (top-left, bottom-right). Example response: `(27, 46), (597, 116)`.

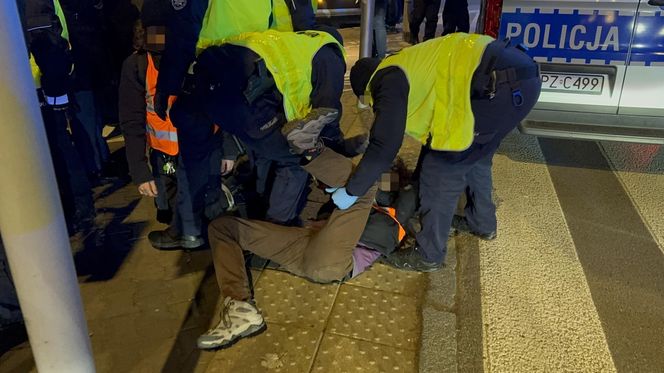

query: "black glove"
(154, 92), (170, 121)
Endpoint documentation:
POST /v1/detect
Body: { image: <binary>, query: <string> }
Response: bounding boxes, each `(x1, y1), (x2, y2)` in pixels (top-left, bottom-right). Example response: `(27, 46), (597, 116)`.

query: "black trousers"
(442, 0), (470, 36)
(410, 0), (441, 41)
(41, 106), (94, 227)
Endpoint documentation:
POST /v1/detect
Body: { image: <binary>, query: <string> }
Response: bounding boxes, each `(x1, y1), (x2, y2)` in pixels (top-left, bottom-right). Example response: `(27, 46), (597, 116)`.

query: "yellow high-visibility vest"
(196, 1), (273, 53)
(226, 30), (345, 121)
(367, 33), (494, 151)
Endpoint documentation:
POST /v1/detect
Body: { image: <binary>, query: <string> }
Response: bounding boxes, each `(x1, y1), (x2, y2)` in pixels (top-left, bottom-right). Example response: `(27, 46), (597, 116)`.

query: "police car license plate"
(540, 73), (604, 95)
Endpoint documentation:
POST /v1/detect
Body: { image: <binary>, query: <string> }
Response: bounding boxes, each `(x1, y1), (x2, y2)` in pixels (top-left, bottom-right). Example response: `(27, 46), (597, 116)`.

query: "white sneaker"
(197, 297), (266, 350)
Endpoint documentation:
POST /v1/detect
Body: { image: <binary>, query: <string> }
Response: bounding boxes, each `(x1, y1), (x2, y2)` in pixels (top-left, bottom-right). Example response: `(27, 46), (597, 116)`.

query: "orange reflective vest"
(145, 53), (179, 156)
(373, 205), (406, 242)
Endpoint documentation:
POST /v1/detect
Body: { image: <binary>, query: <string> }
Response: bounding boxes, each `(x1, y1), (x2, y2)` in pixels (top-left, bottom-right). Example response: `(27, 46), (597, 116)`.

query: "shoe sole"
(198, 322), (267, 350)
(150, 241), (182, 249)
(181, 240), (206, 250)
(287, 110), (338, 152)
(150, 240), (206, 250)
(378, 257), (441, 273)
(454, 229), (497, 241)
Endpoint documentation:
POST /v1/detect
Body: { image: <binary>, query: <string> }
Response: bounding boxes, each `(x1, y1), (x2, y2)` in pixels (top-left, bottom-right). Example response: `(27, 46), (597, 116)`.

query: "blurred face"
(146, 26), (166, 52)
(379, 172), (400, 192)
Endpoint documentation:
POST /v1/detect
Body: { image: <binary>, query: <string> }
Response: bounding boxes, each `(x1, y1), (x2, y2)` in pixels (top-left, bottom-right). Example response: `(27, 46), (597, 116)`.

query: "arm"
(345, 67), (409, 197)
(156, 0), (208, 96)
(118, 53), (152, 185)
(287, 0), (317, 31)
(221, 131), (243, 175)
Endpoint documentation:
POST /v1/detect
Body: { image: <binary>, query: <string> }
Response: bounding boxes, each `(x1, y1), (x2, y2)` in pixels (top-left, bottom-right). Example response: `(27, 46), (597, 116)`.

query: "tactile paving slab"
(254, 269), (339, 330)
(311, 333), (417, 373)
(206, 323), (321, 373)
(327, 285), (421, 351)
(346, 263), (426, 298)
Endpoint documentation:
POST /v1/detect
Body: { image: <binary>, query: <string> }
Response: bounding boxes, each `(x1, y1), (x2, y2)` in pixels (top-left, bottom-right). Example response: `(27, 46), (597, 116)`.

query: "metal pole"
(477, 0), (487, 34)
(359, 0), (375, 58)
(0, 2), (95, 373)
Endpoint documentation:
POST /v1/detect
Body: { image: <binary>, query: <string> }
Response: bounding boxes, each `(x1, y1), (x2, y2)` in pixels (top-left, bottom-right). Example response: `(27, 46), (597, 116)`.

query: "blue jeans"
(373, 0), (388, 58)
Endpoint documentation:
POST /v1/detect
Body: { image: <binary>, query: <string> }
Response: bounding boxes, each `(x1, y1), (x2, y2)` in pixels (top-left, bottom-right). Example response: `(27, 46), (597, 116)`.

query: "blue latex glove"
(325, 187), (358, 210)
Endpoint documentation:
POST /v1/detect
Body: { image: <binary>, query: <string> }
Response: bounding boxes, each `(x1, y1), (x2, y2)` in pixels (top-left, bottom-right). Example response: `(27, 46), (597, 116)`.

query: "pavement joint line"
(325, 329), (420, 353)
(307, 282), (341, 373)
(342, 276), (426, 298)
(343, 282), (422, 303)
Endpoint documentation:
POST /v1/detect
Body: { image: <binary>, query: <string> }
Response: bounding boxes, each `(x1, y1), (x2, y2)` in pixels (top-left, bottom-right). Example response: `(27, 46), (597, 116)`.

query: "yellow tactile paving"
(479, 133), (616, 372)
(311, 333), (417, 373)
(207, 322), (321, 373)
(327, 285), (420, 351)
(254, 269), (339, 330)
(346, 263), (426, 298)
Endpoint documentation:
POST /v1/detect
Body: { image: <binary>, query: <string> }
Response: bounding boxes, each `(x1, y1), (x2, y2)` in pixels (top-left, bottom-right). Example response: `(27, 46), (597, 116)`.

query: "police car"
(498, 0), (664, 143)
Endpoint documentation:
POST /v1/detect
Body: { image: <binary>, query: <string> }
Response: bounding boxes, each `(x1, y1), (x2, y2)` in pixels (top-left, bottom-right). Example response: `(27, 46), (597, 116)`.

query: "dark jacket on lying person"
(358, 185), (419, 256)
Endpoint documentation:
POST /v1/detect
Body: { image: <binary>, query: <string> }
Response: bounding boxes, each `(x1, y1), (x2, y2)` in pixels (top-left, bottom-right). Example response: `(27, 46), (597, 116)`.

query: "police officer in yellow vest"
(155, 0), (321, 113)
(152, 0), (349, 225)
(346, 34), (542, 271)
(18, 0), (95, 233)
(170, 29), (347, 225)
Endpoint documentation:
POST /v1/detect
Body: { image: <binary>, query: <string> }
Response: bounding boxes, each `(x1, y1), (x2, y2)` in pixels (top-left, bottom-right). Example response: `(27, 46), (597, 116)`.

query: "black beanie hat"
(350, 57), (382, 98)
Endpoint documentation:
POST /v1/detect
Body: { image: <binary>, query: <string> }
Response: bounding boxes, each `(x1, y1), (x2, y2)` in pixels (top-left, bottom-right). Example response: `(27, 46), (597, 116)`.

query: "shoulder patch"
(172, 0), (187, 10)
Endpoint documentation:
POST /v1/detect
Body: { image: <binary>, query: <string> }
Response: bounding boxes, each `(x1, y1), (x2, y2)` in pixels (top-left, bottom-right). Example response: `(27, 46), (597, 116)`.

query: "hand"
(154, 92), (170, 121)
(221, 159), (235, 176)
(325, 187), (358, 210)
(138, 180), (158, 197)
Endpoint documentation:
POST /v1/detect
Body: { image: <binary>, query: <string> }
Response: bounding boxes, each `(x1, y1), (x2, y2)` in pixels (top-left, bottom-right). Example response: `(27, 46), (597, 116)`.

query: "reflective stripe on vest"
(146, 125), (178, 142)
(373, 205), (406, 243)
(145, 52), (179, 156)
(44, 94), (69, 105)
(196, 1), (273, 54)
(226, 30), (345, 121)
(367, 33), (494, 151)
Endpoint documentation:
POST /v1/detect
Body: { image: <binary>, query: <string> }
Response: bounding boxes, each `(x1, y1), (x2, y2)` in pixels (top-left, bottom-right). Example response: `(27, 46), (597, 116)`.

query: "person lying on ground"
(197, 146), (381, 350)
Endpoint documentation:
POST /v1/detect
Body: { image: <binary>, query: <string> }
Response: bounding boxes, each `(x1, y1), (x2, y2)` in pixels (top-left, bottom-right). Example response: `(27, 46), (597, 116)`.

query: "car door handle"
(648, 0), (664, 6)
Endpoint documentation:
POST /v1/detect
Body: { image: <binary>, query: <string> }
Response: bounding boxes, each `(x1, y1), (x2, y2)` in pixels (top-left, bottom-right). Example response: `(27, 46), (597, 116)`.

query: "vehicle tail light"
(483, 0), (503, 38)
